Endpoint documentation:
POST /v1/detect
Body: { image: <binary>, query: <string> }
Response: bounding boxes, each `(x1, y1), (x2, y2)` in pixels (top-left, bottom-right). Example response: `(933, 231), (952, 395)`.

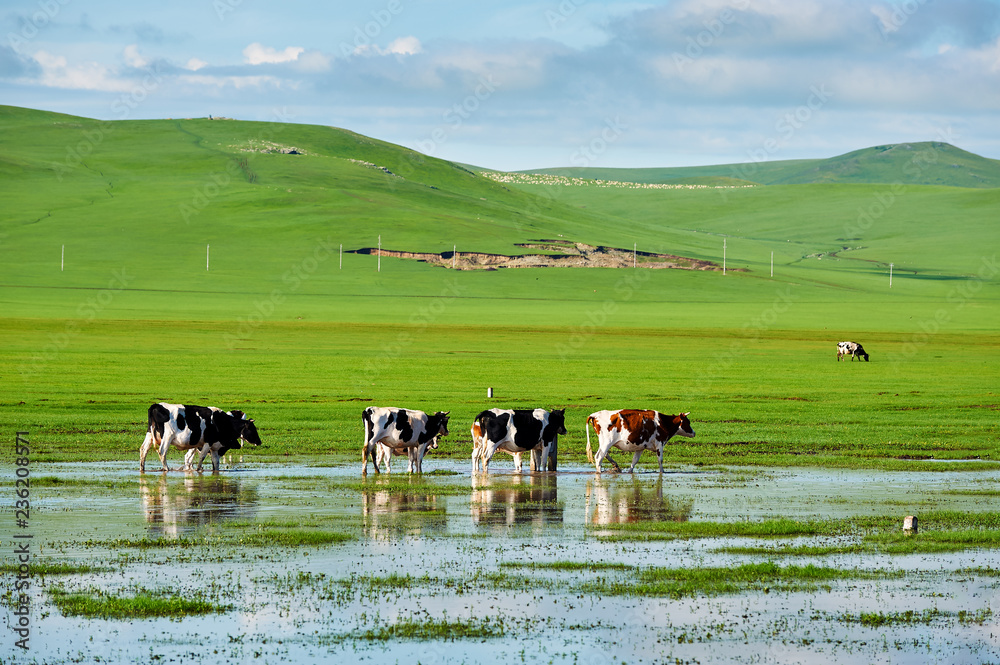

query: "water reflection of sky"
(11, 461), (1000, 664)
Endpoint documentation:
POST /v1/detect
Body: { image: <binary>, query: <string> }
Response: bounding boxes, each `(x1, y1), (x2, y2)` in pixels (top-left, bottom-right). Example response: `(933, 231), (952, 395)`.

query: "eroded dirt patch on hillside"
(350, 239), (730, 271)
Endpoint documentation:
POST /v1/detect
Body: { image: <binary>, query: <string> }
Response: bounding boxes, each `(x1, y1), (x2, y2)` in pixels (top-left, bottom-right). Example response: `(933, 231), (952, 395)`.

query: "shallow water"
(4, 461), (1000, 664)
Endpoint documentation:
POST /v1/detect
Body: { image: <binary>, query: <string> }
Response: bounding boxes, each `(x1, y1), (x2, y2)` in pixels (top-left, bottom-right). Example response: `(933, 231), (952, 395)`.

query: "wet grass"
(579, 562), (900, 599)
(838, 608), (993, 627)
(0, 560), (111, 575)
(355, 616), (508, 641)
(81, 526), (354, 549)
(715, 512), (1000, 555)
(593, 516), (894, 541)
(48, 586), (231, 619)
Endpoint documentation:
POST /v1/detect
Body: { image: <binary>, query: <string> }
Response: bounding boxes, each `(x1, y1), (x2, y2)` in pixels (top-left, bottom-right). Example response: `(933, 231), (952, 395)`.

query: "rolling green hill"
(525, 142), (1000, 188)
(1, 104), (997, 330)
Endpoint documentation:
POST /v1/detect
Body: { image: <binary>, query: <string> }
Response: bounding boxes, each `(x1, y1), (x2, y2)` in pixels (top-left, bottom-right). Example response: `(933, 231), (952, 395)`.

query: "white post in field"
(723, 238), (727, 275)
(453, 245), (457, 270)
(889, 262), (893, 288)
(770, 251), (773, 277)
(61, 244), (64, 271)
(377, 235), (381, 272)
(206, 244), (210, 271)
(339, 243), (342, 269)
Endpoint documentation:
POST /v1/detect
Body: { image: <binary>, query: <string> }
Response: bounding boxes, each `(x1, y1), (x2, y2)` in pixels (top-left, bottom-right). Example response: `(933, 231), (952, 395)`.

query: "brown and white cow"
(362, 406), (450, 474)
(585, 409), (695, 473)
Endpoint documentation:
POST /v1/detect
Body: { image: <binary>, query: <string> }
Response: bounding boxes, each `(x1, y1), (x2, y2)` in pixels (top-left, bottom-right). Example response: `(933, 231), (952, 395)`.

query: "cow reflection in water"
(471, 474), (563, 529)
(140, 475), (258, 537)
(585, 477), (693, 525)
(362, 485), (447, 540)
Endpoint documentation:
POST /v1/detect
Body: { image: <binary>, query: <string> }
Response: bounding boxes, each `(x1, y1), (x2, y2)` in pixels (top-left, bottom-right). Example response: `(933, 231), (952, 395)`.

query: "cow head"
(432, 411), (450, 438)
(228, 410), (262, 446)
(672, 412), (695, 438)
(549, 409), (568, 437)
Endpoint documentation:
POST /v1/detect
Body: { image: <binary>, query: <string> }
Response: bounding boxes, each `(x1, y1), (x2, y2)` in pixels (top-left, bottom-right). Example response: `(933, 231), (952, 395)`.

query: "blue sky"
(2, 0), (999, 170)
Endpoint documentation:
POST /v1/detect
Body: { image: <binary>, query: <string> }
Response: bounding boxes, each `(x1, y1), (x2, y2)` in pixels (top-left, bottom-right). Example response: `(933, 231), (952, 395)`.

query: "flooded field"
(4, 462), (1000, 664)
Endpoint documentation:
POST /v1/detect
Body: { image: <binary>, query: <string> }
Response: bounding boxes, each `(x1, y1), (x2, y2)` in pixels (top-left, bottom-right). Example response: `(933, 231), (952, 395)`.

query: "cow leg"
(599, 448), (622, 473)
(139, 431), (154, 473)
(547, 438), (558, 472)
(210, 448), (221, 473)
(657, 448), (665, 473)
(627, 451), (642, 473)
(513, 452), (523, 472)
(156, 436), (172, 471)
(594, 444), (610, 473)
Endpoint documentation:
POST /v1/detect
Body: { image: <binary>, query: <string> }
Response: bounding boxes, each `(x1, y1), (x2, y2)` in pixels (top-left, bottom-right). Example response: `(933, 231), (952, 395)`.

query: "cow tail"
(585, 416), (594, 464)
(362, 408), (372, 461)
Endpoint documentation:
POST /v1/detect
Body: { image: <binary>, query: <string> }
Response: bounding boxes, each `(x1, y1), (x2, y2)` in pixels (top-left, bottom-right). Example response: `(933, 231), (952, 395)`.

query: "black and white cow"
(362, 407), (450, 474)
(139, 403), (262, 473)
(471, 408), (567, 473)
(837, 341), (870, 362)
(585, 409), (695, 473)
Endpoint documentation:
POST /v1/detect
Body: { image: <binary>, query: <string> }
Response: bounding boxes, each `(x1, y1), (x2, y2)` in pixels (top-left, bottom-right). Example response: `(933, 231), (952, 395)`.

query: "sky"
(2, 0), (999, 171)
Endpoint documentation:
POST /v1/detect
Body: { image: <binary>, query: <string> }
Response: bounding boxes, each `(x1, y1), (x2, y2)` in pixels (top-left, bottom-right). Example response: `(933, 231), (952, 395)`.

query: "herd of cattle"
(137, 341), (868, 475)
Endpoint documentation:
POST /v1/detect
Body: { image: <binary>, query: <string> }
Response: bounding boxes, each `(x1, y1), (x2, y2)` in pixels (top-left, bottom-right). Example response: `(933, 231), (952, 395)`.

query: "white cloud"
(185, 57), (208, 71)
(123, 44), (148, 68)
(353, 36), (423, 57)
(32, 50), (131, 92)
(386, 36), (423, 56)
(243, 43), (305, 65)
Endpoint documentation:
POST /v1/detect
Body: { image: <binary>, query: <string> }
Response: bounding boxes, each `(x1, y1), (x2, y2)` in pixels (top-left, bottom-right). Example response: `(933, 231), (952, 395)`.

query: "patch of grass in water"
(579, 562), (900, 599)
(509, 561), (633, 572)
(48, 587), (231, 619)
(355, 616), (510, 641)
(839, 608), (993, 627)
(235, 528), (353, 547)
(593, 516), (893, 541)
(82, 526), (353, 549)
(32, 476), (134, 490)
(1, 560), (112, 575)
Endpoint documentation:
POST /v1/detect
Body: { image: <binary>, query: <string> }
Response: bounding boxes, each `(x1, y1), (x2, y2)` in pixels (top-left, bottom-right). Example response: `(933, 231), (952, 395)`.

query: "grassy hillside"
(526, 142), (1000, 188)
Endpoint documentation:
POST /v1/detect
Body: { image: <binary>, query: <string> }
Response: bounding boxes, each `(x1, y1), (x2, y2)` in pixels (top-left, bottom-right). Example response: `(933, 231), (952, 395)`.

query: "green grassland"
(1, 106), (997, 467)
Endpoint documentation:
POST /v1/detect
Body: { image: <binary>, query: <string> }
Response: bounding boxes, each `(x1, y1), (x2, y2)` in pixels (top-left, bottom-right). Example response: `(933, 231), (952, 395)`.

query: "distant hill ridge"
(523, 142), (1000, 189)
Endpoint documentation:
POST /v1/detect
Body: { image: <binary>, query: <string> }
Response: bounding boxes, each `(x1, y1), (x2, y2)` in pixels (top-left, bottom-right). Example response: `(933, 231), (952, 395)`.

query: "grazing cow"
(471, 408), (567, 473)
(362, 407), (450, 474)
(585, 409), (695, 473)
(139, 403), (262, 473)
(375, 439), (439, 473)
(837, 341), (870, 362)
